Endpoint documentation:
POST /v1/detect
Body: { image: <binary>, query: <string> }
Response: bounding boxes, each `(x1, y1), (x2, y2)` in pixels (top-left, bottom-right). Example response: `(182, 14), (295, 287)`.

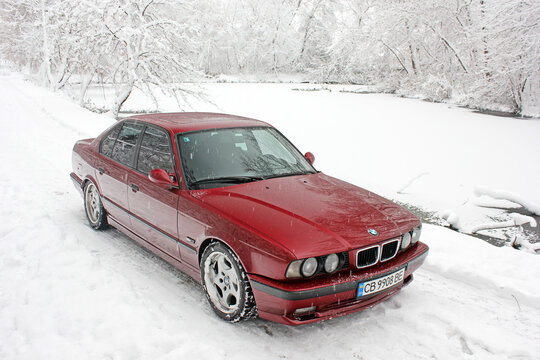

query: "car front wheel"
(201, 242), (257, 322)
(84, 181), (107, 230)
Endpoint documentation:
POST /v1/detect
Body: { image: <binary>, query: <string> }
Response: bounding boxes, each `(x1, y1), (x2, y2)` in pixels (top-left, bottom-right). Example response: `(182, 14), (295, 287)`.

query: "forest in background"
(1, 0), (538, 117)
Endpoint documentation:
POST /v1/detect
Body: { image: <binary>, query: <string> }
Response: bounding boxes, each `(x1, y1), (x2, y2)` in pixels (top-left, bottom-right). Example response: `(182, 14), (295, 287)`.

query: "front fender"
(177, 191), (295, 280)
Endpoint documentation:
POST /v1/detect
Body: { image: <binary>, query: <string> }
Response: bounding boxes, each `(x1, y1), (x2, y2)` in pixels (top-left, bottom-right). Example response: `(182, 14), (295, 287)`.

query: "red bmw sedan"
(70, 112), (428, 325)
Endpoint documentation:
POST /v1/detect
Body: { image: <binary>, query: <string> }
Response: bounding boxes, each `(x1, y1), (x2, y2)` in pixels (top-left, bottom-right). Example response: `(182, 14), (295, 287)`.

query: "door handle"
(97, 167), (105, 175)
(130, 184), (139, 192)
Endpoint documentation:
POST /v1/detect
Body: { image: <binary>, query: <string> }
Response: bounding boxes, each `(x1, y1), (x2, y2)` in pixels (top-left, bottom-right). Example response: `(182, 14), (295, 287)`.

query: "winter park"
(1, 1), (540, 359)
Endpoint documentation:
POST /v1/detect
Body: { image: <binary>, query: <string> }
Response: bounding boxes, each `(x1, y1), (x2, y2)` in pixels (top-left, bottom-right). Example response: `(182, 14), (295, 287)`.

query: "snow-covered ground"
(1, 73), (540, 359)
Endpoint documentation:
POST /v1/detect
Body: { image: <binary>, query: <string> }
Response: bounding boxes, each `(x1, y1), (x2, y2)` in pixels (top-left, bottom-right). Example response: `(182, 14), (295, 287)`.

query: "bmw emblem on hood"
(368, 228), (378, 236)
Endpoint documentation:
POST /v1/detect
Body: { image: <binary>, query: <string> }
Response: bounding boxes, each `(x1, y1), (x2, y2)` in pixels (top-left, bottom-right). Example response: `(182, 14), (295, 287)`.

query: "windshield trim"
(175, 126), (317, 190)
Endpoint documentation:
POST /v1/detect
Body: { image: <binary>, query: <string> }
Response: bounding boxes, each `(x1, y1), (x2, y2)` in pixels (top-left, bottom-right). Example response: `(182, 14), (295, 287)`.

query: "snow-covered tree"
(1, 0), (538, 115)
(98, 0), (202, 117)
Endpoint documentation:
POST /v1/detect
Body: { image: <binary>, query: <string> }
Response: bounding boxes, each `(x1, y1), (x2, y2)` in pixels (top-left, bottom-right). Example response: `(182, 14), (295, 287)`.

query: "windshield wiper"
(190, 175), (265, 187)
(264, 170), (317, 180)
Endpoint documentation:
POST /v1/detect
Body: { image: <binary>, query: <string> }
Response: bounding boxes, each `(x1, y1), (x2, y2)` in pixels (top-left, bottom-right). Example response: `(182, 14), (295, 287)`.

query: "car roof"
(122, 112), (271, 133)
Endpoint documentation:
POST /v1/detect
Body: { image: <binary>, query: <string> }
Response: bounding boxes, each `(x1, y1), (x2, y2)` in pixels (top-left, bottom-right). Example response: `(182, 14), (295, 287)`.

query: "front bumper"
(249, 242), (429, 325)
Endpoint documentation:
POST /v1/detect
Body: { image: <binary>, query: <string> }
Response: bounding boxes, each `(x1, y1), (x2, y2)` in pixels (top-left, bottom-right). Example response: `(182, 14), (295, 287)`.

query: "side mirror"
(149, 168), (175, 187)
(304, 152), (315, 165)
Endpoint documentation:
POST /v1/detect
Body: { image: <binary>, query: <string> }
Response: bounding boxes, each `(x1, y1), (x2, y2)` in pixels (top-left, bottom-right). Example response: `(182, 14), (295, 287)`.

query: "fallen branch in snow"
(441, 210), (537, 239)
(511, 236), (540, 254)
(440, 210), (463, 231)
(397, 172), (429, 194)
(474, 187), (540, 215)
(472, 195), (522, 210)
(470, 213), (537, 234)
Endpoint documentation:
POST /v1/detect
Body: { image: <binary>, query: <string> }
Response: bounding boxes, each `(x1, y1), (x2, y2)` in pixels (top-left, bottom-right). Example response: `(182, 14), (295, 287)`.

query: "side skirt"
(107, 216), (202, 283)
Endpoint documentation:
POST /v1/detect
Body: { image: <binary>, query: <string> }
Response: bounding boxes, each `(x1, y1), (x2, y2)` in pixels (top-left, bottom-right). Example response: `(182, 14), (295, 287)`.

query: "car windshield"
(177, 127), (316, 189)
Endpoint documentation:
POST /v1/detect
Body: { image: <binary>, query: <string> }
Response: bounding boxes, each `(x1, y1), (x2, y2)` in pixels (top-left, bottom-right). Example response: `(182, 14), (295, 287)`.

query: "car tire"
(84, 181), (108, 230)
(201, 242), (257, 322)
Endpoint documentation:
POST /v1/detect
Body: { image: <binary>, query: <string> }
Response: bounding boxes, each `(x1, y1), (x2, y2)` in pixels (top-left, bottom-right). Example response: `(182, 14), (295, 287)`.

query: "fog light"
(294, 306), (316, 316)
(401, 232), (411, 249)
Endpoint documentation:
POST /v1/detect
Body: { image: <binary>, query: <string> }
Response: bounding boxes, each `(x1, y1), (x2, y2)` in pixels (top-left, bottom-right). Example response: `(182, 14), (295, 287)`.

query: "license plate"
(357, 268), (405, 297)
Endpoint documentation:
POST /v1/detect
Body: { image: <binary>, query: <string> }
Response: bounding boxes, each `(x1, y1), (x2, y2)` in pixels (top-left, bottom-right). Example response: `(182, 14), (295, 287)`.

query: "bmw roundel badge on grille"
(368, 228), (379, 236)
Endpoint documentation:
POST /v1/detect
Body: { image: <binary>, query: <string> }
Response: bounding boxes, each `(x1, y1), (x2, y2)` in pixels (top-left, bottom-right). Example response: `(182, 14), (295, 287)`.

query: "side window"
(100, 124), (122, 157)
(111, 122), (144, 167)
(137, 126), (174, 174)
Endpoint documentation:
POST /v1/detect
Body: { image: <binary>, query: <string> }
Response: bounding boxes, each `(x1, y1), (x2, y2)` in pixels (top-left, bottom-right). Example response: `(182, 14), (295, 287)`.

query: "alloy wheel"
(203, 251), (241, 314)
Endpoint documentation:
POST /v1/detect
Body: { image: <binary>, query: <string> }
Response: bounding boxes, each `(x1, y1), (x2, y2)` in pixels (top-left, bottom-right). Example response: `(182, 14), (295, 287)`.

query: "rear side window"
(137, 126), (174, 174)
(100, 124), (122, 157)
(111, 122), (144, 167)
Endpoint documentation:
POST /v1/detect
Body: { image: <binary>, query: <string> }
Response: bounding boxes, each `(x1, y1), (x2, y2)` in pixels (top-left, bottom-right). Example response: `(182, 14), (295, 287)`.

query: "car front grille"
(380, 239), (399, 262)
(356, 246), (379, 268)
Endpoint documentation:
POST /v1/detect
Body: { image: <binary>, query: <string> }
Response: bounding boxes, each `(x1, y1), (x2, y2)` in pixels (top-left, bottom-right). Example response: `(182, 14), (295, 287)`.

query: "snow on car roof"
(124, 112), (271, 133)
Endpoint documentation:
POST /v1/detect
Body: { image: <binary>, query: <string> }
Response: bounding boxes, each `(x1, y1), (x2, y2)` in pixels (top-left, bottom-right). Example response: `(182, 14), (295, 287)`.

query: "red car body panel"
(98, 156), (131, 225)
(195, 173), (419, 261)
(70, 112), (429, 325)
(127, 112), (271, 135)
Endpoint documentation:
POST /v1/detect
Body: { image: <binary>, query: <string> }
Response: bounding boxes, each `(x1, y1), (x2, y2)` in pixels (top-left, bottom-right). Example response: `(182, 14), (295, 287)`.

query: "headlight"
(324, 254), (339, 273)
(301, 257), (318, 277)
(285, 258), (319, 278)
(285, 253), (346, 278)
(401, 232), (411, 250)
(411, 226), (421, 244)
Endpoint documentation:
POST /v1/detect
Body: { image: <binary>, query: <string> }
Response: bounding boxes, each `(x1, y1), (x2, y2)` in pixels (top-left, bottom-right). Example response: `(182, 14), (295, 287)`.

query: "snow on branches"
(1, 0), (538, 115)
(0, 0), (203, 117)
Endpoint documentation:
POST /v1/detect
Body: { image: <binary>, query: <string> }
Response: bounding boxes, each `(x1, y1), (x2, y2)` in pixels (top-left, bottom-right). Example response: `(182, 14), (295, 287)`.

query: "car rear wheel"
(201, 242), (257, 322)
(84, 181), (107, 230)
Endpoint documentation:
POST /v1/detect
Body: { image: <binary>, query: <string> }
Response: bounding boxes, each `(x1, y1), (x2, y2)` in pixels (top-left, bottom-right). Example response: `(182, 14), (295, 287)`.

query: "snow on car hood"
(194, 173), (420, 258)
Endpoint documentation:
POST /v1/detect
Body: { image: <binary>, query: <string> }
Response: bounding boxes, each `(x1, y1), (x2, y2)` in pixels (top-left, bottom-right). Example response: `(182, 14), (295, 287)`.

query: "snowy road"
(0, 74), (539, 360)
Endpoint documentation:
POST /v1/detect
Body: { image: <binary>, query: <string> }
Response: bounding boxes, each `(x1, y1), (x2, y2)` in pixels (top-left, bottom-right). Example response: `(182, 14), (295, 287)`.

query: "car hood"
(193, 173), (420, 259)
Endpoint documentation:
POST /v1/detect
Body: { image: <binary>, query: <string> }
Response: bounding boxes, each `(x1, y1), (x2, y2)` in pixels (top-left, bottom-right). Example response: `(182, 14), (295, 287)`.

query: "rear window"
(100, 124), (122, 157)
(111, 122), (144, 167)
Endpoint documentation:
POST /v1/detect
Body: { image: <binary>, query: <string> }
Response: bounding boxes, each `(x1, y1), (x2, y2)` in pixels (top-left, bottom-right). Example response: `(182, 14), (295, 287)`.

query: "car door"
(127, 124), (181, 258)
(96, 121), (144, 227)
